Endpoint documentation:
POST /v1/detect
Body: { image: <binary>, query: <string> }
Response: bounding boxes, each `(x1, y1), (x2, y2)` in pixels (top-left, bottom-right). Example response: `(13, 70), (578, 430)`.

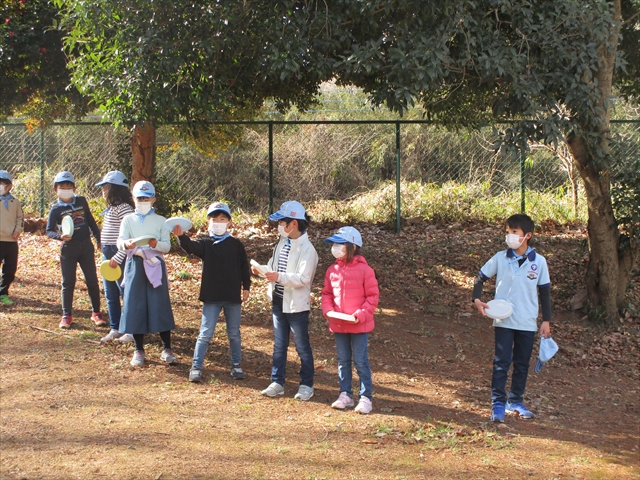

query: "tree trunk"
(566, 0), (630, 323)
(130, 122), (156, 185)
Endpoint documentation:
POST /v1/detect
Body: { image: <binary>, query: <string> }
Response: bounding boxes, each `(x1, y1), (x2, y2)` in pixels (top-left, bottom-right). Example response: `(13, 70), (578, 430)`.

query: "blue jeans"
(335, 332), (372, 401)
(192, 302), (242, 370)
(271, 296), (314, 387)
(492, 327), (535, 405)
(102, 245), (125, 330)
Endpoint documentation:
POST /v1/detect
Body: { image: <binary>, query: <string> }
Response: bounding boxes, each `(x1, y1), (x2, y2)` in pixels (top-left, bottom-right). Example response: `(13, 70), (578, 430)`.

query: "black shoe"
(230, 364), (246, 380)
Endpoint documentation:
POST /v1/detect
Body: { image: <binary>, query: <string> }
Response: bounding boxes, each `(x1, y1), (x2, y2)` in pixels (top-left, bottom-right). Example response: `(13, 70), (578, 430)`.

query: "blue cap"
(96, 170), (129, 187)
(53, 171), (75, 185)
(534, 336), (559, 373)
(324, 226), (363, 247)
(0, 170), (12, 182)
(207, 202), (231, 218)
(132, 181), (156, 198)
(269, 200), (306, 222)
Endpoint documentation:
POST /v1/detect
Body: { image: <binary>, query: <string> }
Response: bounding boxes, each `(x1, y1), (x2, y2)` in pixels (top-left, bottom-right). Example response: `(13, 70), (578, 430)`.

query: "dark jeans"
(102, 245), (125, 330)
(0, 241), (19, 296)
(271, 295), (314, 387)
(492, 327), (535, 405)
(60, 239), (101, 316)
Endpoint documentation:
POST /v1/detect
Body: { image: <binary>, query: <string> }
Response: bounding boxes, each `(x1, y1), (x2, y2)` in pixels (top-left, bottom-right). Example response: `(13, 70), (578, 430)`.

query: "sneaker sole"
(262, 390), (284, 397)
(294, 393), (314, 401)
(331, 403), (354, 409)
(59, 324), (71, 329)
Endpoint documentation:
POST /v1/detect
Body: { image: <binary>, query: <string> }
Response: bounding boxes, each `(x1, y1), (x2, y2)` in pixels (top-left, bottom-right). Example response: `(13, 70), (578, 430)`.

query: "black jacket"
(46, 196), (100, 244)
(178, 234), (250, 304)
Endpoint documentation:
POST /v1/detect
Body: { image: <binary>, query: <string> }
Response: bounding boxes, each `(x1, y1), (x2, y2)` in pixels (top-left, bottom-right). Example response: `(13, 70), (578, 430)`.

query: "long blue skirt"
(118, 256), (175, 334)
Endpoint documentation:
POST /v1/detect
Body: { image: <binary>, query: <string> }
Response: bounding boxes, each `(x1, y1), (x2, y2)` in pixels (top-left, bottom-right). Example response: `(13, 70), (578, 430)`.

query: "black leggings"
(133, 331), (171, 352)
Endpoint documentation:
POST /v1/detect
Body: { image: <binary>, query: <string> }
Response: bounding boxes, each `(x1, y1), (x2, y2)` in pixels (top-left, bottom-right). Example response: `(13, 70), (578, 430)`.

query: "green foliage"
(611, 154), (640, 250)
(0, 0), (87, 126)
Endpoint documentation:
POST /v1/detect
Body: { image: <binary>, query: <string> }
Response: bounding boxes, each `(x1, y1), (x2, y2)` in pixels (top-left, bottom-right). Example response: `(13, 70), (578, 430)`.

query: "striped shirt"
(273, 238), (291, 298)
(102, 202), (134, 263)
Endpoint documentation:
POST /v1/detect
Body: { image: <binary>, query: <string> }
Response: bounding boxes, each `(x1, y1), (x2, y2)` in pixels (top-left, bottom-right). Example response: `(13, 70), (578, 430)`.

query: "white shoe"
(355, 397), (372, 414)
(130, 350), (145, 367)
(100, 329), (123, 343)
(261, 382), (285, 397)
(160, 348), (178, 365)
(331, 392), (355, 409)
(294, 385), (314, 401)
(116, 333), (134, 343)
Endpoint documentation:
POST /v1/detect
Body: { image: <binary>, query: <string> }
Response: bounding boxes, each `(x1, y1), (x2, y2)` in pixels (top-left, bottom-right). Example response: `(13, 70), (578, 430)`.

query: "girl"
(95, 171), (135, 343)
(321, 226), (379, 414)
(117, 181), (176, 367)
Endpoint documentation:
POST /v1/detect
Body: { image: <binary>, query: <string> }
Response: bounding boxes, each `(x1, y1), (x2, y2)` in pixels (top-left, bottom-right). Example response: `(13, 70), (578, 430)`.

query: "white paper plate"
(130, 235), (156, 246)
(327, 311), (357, 323)
(250, 259), (271, 275)
(164, 217), (193, 232)
(61, 216), (74, 237)
(485, 299), (513, 320)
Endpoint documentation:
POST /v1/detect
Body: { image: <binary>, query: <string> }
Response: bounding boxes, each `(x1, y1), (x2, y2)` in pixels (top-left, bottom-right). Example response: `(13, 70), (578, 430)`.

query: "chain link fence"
(1, 120), (638, 222)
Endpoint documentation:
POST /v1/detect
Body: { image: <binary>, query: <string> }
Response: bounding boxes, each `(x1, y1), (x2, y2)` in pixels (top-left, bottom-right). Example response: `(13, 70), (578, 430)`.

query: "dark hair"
(283, 213), (311, 234)
(506, 214), (535, 235)
(104, 183), (135, 208)
(0, 179), (11, 185)
(343, 243), (361, 263)
(208, 211), (231, 221)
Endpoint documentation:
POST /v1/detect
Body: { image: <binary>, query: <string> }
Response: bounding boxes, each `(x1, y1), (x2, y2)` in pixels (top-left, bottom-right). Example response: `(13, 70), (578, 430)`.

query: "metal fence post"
(395, 121), (401, 233)
(268, 121), (274, 214)
(39, 129), (45, 217)
(520, 149), (526, 213)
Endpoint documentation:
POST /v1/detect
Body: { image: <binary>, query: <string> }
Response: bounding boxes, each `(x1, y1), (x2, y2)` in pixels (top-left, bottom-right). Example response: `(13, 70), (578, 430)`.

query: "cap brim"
(207, 209), (231, 217)
(324, 235), (347, 244)
(134, 193), (155, 198)
(269, 212), (285, 221)
(95, 181), (107, 186)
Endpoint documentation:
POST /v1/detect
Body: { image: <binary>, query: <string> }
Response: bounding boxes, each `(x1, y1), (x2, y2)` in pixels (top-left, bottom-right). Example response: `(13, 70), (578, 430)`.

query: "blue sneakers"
(506, 402), (535, 419)
(490, 402), (505, 423)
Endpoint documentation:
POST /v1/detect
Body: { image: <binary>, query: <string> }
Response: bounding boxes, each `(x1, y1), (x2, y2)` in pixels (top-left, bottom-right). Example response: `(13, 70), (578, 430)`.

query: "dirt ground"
(1, 220), (639, 480)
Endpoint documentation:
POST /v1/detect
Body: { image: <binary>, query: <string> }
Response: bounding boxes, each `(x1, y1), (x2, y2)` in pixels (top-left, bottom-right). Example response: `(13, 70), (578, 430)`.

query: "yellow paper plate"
(100, 260), (122, 281)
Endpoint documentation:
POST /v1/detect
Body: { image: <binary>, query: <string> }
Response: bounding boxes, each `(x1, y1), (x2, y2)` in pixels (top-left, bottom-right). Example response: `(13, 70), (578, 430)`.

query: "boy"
(172, 202), (251, 382)
(252, 201), (318, 401)
(46, 171), (104, 329)
(0, 171), (24, 306)
(472, 213), (551, 422)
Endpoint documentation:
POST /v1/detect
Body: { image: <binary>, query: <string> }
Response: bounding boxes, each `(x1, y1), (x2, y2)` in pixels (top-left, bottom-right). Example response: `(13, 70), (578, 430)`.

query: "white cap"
(132, 181), (155, 198)
(534, 336), (559, 373)
(96, 170), (129, 187)
(269, 200), (306, 221)
(324, 226), (363, 247)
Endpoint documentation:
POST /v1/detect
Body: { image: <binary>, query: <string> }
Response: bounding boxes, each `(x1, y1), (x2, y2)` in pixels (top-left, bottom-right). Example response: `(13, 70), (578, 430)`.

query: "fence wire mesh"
(1, 121), (638, 220)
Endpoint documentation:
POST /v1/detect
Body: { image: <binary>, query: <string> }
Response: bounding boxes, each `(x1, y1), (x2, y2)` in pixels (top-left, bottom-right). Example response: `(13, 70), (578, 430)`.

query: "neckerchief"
(210, 232), (230, 244)
(134, 207), (155, 225)
(0, 193), (14, 209)
(57, 195), (77, 209)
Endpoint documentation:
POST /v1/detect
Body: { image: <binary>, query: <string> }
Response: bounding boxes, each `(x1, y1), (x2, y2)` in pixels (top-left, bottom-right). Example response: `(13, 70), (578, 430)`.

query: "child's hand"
(352, 313), (360, 324)
(474, 298), (490, 316)
(251, 266), (261, 275)
(109, 258), (119, 269)
(539, 321), (551, 338)
(242, 290), (250, 303)
(172, 225), (183, 236)
(60, 234), (71, 242)
(148, 238), (158, 248)
(125, 239), (136, 249)
(264, 271), (279, 282)
(11, 231), (20, 240)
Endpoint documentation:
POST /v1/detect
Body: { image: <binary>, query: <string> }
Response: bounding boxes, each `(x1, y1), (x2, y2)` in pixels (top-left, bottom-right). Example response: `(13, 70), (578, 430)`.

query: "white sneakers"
(355, 396), (372, 414)
(294, 385), (314, 401)
(331, 392), (355, 409)
(261, 382), (285, 397)
(100, 329), (123, 343)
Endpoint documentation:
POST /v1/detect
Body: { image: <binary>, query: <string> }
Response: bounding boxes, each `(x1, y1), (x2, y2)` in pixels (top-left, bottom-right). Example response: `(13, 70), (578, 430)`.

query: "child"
(117, 181), (176, 367)
(46, 171), (104, 329)
(253, 201), (318, 400)
(95, 171), (135, 343)
(472, 213), (551, 422)
(321, 227), (379, 414)
(0, 170), (24, 306)
(172, 202), (251, 382)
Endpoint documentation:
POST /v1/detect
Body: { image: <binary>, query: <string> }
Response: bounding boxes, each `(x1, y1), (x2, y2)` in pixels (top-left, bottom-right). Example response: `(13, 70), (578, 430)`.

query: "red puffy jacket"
(321, 255), (379, 334)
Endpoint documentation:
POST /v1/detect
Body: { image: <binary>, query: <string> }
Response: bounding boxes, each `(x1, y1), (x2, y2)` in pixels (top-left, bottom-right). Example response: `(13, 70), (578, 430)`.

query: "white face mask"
(57, 189), (75, 200)
(135, 201), (153, 215)
(278, 224), (290, 238)
(505, 233), (526, 250)
(0, 185), (6, 195)
(209, 222), (228, 236)
(331, 244), (347, 259)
